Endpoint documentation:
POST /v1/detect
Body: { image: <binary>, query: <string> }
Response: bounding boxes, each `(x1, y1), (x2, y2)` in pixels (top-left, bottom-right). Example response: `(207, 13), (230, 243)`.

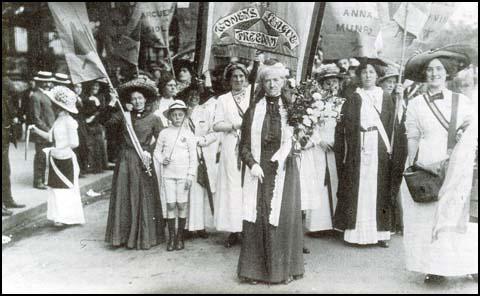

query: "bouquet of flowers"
(286, 77), (347, 150)
(286, 78), (324, 148)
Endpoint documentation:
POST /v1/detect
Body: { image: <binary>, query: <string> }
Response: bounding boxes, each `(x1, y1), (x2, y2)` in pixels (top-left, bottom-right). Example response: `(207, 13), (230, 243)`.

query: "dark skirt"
(85, 123), (107, 173)
(237, 155), (304, 283)
(105, 147), (165, 250)
(47, 157), (74, 189)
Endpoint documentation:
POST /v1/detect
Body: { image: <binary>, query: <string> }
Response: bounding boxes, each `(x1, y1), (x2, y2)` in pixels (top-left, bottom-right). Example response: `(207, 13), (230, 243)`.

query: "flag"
(320, 3), (384, 61)
(377, 21), (416, 64)
(131, 2), (175, 48)
(176, 2), (199, 54)
(200, 2), (322, 82)
(418, 2), (457, 41)
(114, 15), (142, 65)
(393, 2), (431, 37)
(48, 3), (108, 84)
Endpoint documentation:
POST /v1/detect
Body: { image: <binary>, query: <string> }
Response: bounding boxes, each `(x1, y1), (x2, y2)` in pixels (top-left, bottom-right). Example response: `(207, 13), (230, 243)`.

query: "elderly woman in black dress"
(237, 62), (304, 284)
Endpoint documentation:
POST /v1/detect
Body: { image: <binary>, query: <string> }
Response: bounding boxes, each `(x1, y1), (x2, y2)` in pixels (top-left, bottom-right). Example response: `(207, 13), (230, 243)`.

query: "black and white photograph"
(2, 2), (478, 293)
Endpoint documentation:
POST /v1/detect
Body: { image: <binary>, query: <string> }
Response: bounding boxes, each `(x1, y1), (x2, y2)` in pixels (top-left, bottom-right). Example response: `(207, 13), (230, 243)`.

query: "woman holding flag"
(102, 76), (165, 250)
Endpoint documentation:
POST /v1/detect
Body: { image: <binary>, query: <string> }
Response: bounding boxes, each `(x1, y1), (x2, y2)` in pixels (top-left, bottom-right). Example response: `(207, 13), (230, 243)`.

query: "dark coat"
(31, 89), (55, 144)
(333, 91), (396, 232)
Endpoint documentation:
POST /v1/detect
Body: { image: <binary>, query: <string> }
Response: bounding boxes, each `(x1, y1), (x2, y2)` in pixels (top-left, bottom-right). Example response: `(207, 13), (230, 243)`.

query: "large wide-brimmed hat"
(117, 75), (159, 102)
(163, 100), (188, 119)
(53, 73), (71, 85)
(314, 64), (345, 82)
(45, 86), (79, 114)
(355, 57), (387, 77)
(404, 45), (471, 82)
(33, 71), (54, 82)
(378, 66), (400, 83)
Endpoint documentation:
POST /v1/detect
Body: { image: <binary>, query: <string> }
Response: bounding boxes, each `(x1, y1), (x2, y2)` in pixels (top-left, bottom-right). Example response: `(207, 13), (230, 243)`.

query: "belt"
(361, 126), (378, 132)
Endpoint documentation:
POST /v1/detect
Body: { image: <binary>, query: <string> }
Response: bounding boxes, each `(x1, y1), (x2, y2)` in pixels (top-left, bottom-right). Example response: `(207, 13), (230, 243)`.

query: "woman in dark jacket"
(83, 80), (108, 173)
(334, 59), (396, 248)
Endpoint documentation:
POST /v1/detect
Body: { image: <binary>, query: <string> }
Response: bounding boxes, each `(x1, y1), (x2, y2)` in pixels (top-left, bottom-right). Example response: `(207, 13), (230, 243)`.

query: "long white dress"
(306, 101), (341, 231)
(45, 115), (85, 225)
(402, 88), (478, 276)
(344, 87), (391, 244)
(186, 98), (220, 231)
(213, 87), (250, 232)
(299, 126), (322, 212)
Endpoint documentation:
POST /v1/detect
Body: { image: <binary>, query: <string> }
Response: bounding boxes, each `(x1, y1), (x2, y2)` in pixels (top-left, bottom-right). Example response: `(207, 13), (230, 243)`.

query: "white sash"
(357, 88), (392, 154)
(242, 98), (293, 227)
(43, 147), (78, 190)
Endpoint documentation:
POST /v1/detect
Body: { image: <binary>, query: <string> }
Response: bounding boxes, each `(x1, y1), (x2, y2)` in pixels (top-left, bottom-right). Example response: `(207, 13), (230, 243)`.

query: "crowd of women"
(23, 44), (477, 286)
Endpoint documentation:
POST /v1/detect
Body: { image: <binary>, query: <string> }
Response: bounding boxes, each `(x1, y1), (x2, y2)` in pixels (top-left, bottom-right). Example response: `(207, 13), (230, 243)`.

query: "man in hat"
(31, 71), (56, 189)
(2, 78), (26, 215)
(52, 73), (71, 86)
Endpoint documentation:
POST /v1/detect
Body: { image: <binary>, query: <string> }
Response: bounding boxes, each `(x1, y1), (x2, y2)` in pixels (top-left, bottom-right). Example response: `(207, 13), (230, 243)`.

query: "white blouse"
(405, 88), (473, 164)
(49, 114), (79, 160)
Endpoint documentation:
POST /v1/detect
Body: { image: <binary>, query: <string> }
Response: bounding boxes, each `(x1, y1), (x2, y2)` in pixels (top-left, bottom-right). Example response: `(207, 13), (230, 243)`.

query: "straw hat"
(117, 75), (159, 102)
(378, 67), (400, 83)
(163, 100), (188, 119)
(45, 86), (79, 114)
(33, 71), (54, 82)
(404, 45), (470, 82)
(53, 73), (71, 85)
(315, 64), (345, 82)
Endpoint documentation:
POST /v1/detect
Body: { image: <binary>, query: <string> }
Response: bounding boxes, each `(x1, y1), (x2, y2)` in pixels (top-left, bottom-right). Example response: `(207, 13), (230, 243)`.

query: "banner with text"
(418, 2), (457, 41)
(130, 2), (175, 48)
(201, 2), (320, 81)
(320, 2), (384, 61)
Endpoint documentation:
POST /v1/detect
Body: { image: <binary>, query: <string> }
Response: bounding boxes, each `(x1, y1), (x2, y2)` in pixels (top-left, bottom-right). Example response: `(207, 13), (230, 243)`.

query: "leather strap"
(447, 93), (459, 152)
(415, 92), (460, 163)
(423, 94), (449, 131)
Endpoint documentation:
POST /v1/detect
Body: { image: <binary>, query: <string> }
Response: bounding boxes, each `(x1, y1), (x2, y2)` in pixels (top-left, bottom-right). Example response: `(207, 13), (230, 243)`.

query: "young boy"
(154, 100), (196, 251)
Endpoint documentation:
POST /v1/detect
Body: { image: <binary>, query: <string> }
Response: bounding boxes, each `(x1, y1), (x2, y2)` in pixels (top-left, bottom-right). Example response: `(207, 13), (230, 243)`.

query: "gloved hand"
(251, 164), (264, 183)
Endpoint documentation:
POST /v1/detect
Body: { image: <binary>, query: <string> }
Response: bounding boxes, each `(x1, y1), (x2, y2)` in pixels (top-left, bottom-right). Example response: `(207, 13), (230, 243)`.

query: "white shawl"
(432, 114), (478, 241)
(242, 98), (294, 227)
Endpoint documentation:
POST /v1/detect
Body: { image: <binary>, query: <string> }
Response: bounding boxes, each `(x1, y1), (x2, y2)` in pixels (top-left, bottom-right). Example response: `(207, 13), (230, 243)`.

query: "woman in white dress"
(306, 64), (345, 233)
(31, 86), (85, 226)
(213, 63), (251, 248)
(401, 47), (478, 283)
(178, 83), (219, 238)
(334, 59), (395, 248)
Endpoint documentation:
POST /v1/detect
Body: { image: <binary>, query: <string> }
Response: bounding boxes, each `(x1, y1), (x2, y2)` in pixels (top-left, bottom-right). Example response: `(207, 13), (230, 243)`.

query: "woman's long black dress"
(238, 97), (304, 283)
(103, 109), (165, 250)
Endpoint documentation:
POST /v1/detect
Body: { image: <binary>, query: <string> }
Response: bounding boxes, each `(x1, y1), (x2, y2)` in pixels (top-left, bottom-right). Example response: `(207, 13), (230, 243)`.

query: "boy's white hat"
(163, 100), (188, 118)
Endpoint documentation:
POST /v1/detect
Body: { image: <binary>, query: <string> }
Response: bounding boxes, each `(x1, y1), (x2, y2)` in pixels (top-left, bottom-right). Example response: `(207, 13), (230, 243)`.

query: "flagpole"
(73, 5), (152, 176)
(390, 2), (409, 154)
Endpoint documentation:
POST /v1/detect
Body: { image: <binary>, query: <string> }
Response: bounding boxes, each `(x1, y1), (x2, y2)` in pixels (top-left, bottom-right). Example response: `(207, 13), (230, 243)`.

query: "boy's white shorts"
(163, 178), (189, 204)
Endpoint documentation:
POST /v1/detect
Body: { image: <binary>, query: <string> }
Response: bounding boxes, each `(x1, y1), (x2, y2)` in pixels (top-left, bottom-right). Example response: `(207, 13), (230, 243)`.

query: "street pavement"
(2, 196), (478, 294)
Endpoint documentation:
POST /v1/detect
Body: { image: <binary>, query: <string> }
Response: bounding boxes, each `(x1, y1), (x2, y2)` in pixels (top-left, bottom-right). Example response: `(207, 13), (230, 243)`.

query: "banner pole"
(390, 2), (409, 154)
